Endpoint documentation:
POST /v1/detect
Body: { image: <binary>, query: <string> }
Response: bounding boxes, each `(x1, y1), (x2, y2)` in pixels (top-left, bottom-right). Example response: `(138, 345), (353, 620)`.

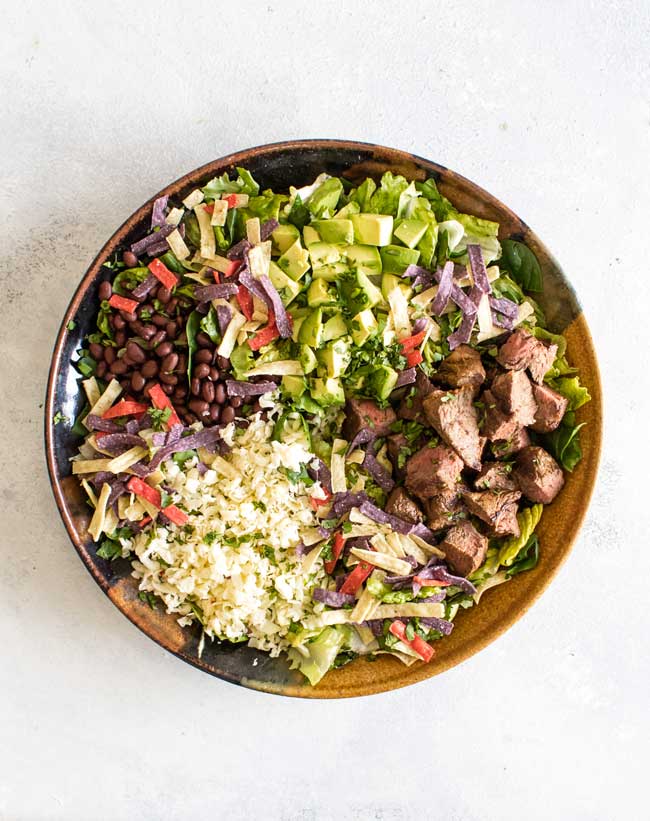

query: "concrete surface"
(1, 1), (649, 819)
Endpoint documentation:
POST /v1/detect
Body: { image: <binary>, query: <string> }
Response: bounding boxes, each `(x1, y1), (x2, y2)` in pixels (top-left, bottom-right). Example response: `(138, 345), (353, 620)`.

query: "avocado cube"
(312, 219), (354, 245)
(322, 312), (348, 342)
(381, 273), (412, 301)
(349, 309), (378, 346)
(310, 376), (346, 407)
(278, 240), (311, 281)
(368, 364), (398, 401)
(380, 244), (421, 274)
(268, 261), (301, 305)
(317, 338), (352, 378)
(281, 374), (307, 399)
(272, 223), (300, 255)
(394, 219), (429, 249)
(344, 244), (382, 276)
(308, 242), (342, 268)
(350, 213), (394, 246)
(339, 270), (384, 316)
(335, 201), (361, 219)
(312, 262), (350, 282)
(298, 309), (323, 348)
(302, 225), (320, 248)
(298, 344), (319, 374)
(307, 278), (337, 308)
(308, 178), (344, 218)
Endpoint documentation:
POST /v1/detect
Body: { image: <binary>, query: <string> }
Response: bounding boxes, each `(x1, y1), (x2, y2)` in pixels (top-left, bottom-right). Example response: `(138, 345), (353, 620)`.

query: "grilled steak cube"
(461, 489), (522, 537)
(423, 386), (483, 470)
(492, 426), (531, 458)
(439, 521), (488, 577)
(433, 344), (486, 391)
(482, 389), (521, 442)
(513, 445), (564, 503)
(405, 443), (463, 500)
(398, 369), (434, 423)
(530, 383), (568, 433)
(343, 398), (396, 440)
(474, 462), (517, 492)
(496, 329), (557, 384)
(491, 369), (537, 424)
(385, 487), (423, 524)
(424, 489), (465, 532)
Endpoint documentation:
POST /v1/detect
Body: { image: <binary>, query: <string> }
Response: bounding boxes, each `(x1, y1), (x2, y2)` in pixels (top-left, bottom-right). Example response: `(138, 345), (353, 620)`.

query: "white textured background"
(2, 1), (649, 819)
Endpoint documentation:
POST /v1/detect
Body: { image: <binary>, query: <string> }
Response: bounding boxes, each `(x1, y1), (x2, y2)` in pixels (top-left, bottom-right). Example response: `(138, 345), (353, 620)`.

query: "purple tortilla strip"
(347, 428), (376, 453)
(227, 238), (252, 260)
(312, 588), (356, 607)
(418, 616), (454, 635)
(449, 283), (478, 316)
(395, 368), (417, 388)
(361, 452), (395, 493)
(447, 311), (476, 350)
(225, 379), (277, 398)
(432, 261), (454, 315)
(307, 459), (331, 492)
(492, 310), (515, 331)
(194, 283), (239, 303)
(358, 501), (413, 535)
(467, 244), (491, 294)
(331, 492), (370, 520)
(148, 427), (222, 470)
(260, 219), (279, 240)
(215, 304), (232, 334)
(96, 433), (146, 455)
(131, 274), (159, 300)
(151, 195), (169, 229)
(259, 274), (292, 338)
(130, 224), (175, 256)
(85, 414), (122, 433)
(238, 270), (269, 304)
(489, 296), (518, 319)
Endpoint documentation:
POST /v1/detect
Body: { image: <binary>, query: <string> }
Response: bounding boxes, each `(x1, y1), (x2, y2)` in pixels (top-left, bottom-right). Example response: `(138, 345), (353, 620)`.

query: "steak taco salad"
(58, 168), (590, 685)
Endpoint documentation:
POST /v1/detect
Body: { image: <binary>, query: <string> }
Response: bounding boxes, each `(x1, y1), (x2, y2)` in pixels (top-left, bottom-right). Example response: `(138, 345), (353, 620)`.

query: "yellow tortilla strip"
(350, 548), (413, 576)
(88, 482), (111, 541)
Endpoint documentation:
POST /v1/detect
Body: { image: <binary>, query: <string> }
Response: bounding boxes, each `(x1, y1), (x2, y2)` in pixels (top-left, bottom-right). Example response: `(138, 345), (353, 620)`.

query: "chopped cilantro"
(150, 406), (172, 431)
(204, 531), (219, 545)
(138, 591), (159, 610)
(66, 320), (76, 331)
(53, 411), (69, 425)
(253, 500), (267, 512)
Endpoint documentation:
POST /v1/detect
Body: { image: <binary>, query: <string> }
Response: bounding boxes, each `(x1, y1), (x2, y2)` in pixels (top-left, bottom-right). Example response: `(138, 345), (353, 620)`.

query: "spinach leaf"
(200, 305), (220, 344)
(287, 193), (310, 230)
(499, 239), (543, 293)
(112, 267), (149, 296)
(506, 534), (539, 577)
(182, 212), (202, 249)
(159, 251), (185, 275)
(185, 310), (202, 381)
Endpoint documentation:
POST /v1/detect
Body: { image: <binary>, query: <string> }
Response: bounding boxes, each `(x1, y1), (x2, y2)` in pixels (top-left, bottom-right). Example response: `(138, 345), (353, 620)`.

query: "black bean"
(189, 399), (209, 417)
(177, 331), (188, 345)
(161, 352), (179, 373)
(214, 383), (226, 404)
(138, 303), (154, 318)
(191, 377), (201, 396)
(109, 359), (128, 375)
(176, 353), (187, 374)
(159, 372), (178, 386)
(104, 347), (116, 365)
(184, 412), (198, 425)
(201, 382), (215, 403)
(151, 330), (167, 348)
(173, 386), (187, 402)
(167, 298), (178, 313)
(96, 361), (108, 378)
(121, 310), (137, 323)
(119, 378), (131, 392)
(98, 281), (112, 301)
(195, 349), (212, 364)
(155, 341), (173, 358)
(216, 355), (230, 370)
(143, 381), (157, 397)
(121, 353), (134, 367)
(89, 342), (104, 361)
(196, 332), (212, 348)
(251, 400), (262, 414)
(165, 321), (177, 338)
(140, 324), (157, 341)
(141, 360), (158, 378)
(151, 314), (168, 328)
(112, 314), (125, 330)
(206, 367), (218, 382)
(209, 404), (221, 423)
(157, 286), (171, 304)
(123, 250), (138, 268)
(114, 330), (126, 347)
(131, 372), (146, 392)
(221, 405), (235, 425)
(161, 383), (174, 396)
(126, 341), (146, 364)
(194, 363), (210, 379)
(230, 396), (243, 409)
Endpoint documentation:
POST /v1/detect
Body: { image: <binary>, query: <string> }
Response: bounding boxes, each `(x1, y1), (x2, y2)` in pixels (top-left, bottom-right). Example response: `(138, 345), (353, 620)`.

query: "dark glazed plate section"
(45, 140), (601, 698)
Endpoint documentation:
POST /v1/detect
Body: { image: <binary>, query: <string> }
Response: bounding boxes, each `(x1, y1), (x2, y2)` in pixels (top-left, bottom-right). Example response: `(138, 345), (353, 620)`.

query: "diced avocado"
(299, 344), (319, 374)
(381, 273), (412, 301)
(298, 309), (323, 348)
(312, 219), (354, 245)
(322, 312), (348, 342)
(393, 219), (428, 249)
(272, 223), (300, 255)
(302, 225), (320, 248)
(344, 244), (382, 276)
(293, 393), (324, 414)
(278, 240), (311, 281)
(339, 270), (385, 316)
(308, 178), (343, 218)
(317, 337), (352, 379)
(281, 374), (307, 399)
(310, 376), (346, 406)
(335, 201), (361, 219)
(350, 213), (394, 246)
(268, 261), (301, 305)
(307, 278), (337, 307)
(308, 242), (342, 268)
(349, 308), (378, 346)
(380, 244), (421, 274)
(312, 262), (350, 281)
(367, 364), (398, 400)
(291, 315), (306, 343)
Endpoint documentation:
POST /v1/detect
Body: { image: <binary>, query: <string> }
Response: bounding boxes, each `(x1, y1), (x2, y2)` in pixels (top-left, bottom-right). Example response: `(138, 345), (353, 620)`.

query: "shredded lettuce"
(201, 167), (260, 199)
(368, 172), (410, 217)
(287, 625), (350, 685)
(550, 376), (591, 410)
(497, 504), (543, 567)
